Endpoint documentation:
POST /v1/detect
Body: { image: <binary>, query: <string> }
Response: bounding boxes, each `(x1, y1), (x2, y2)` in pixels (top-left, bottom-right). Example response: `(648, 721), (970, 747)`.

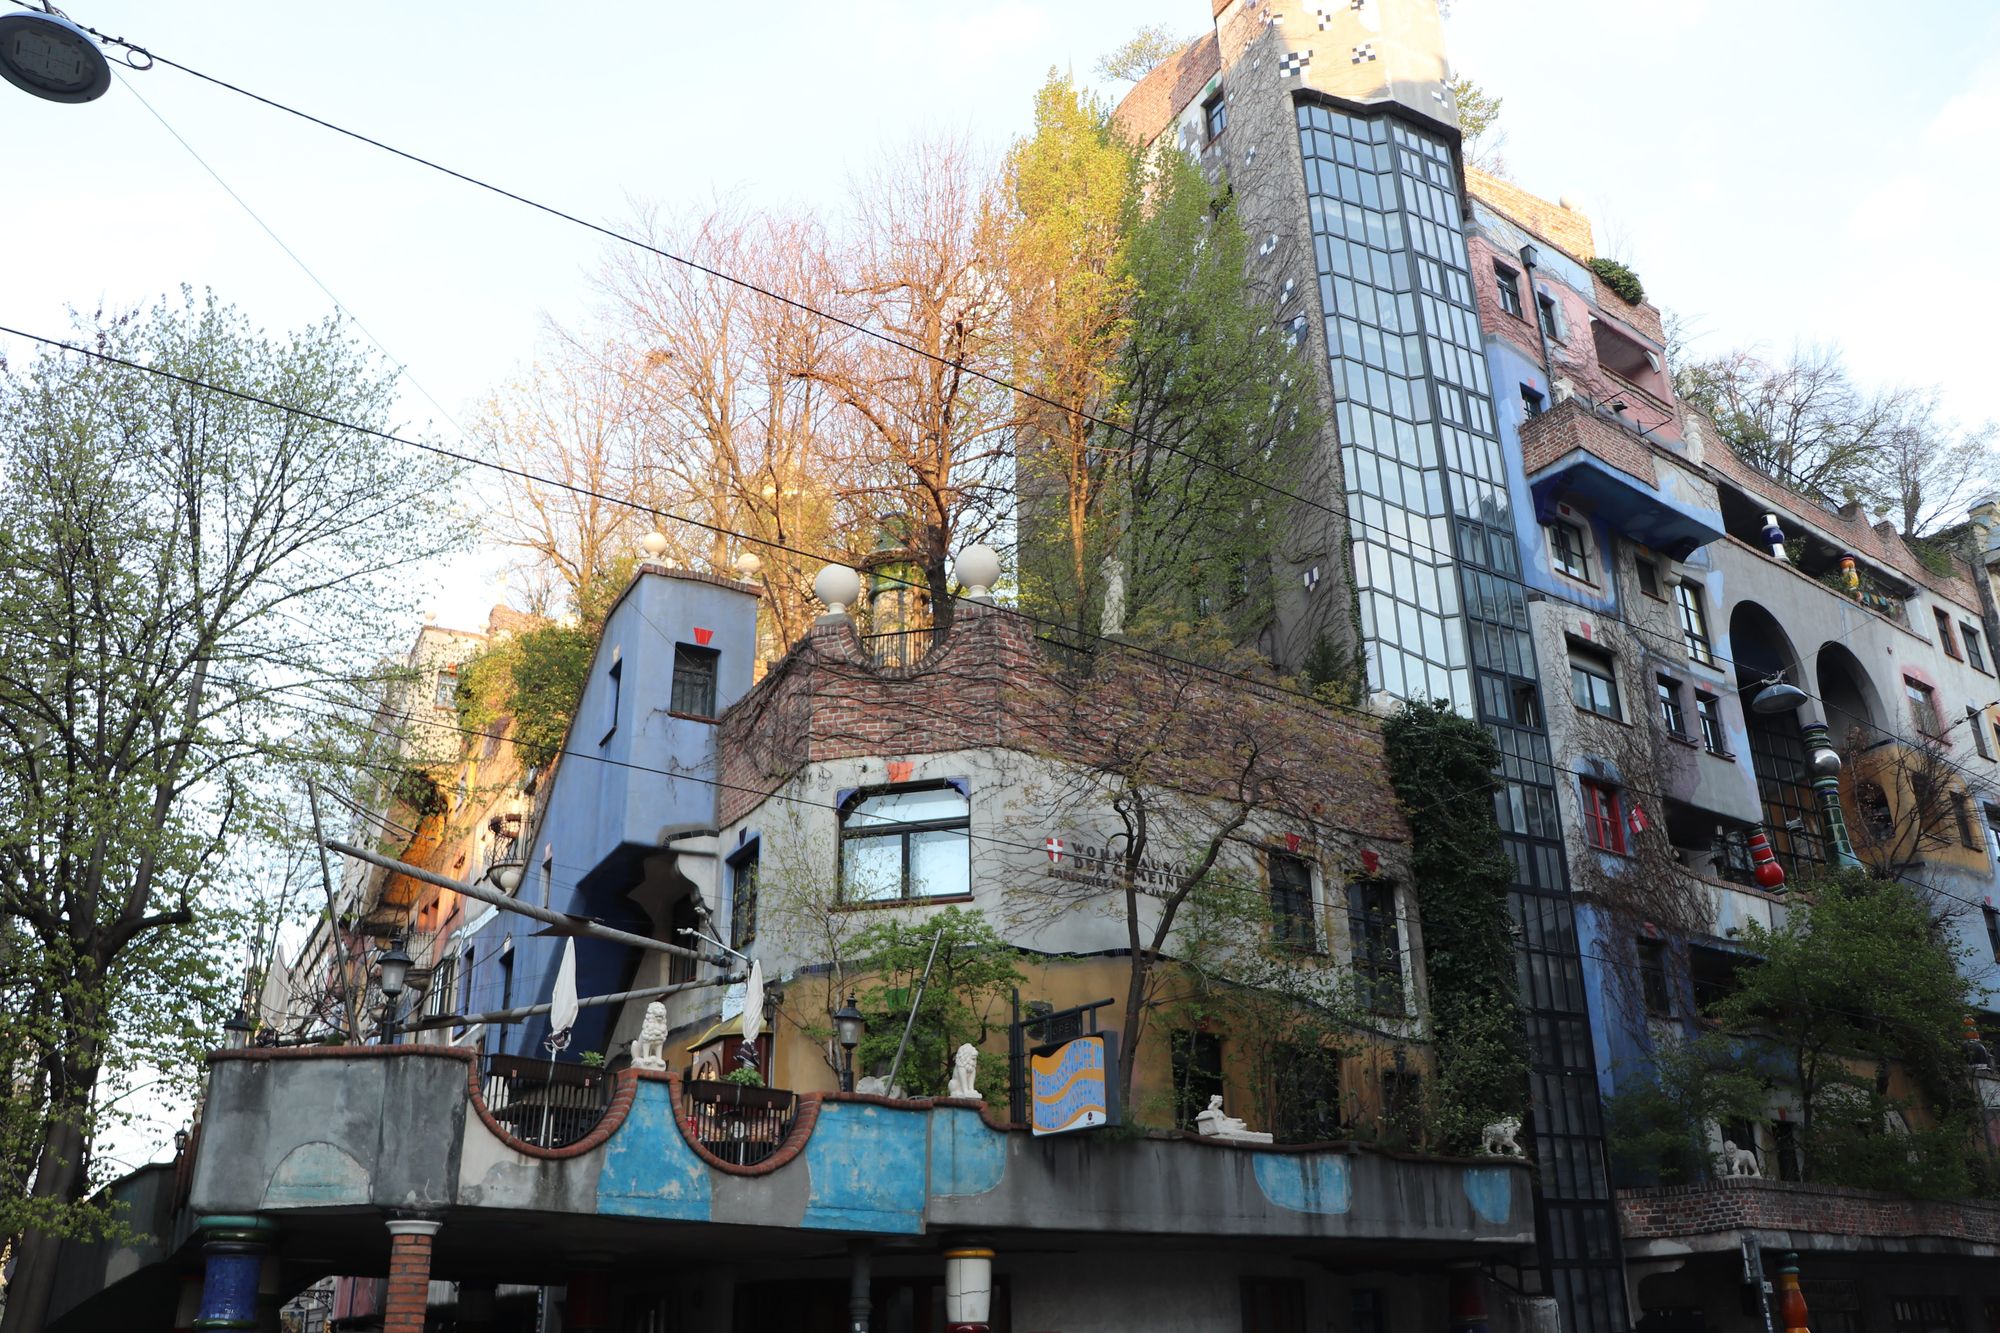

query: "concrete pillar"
(193, 1216), (276, 1331)
(383, 1217), (442, 1333)
(566, 1270), (612, 1333)
(457, 1280), (498, 1333)
(943, 1241), (993, 1333)
(847, 1239), (873, 1333)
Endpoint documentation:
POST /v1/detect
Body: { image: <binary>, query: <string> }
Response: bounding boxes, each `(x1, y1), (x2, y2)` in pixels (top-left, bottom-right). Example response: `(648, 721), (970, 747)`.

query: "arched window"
(838, 784), (970, 902)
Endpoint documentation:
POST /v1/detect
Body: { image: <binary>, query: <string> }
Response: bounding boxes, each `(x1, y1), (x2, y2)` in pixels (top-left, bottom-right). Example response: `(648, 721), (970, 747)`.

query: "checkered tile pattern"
(1351, 41), (1377, 63)
(1280, 49), (1312, 76)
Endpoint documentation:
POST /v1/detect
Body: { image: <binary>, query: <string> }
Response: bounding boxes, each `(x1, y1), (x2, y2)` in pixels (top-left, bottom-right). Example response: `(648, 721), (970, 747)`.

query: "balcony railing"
(682, 1080), (798, 1167)
(861, 628), (934, 670)
(479, 1053), (613, 1149)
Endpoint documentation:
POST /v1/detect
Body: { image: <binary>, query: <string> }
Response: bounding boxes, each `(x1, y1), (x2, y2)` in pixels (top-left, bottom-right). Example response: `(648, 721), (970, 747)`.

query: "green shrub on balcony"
(1587, 257), (1646, 306)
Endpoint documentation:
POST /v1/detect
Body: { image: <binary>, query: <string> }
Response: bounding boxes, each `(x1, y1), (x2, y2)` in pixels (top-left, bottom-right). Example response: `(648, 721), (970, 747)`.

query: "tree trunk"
(1117, 948), (1150, 1115)
(1, 1049), (99, 1333)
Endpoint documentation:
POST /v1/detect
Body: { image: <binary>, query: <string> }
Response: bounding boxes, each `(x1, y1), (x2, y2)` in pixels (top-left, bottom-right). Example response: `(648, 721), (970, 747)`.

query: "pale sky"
(8, 1), (1997, 633)
(8, 0), (1996, 1170)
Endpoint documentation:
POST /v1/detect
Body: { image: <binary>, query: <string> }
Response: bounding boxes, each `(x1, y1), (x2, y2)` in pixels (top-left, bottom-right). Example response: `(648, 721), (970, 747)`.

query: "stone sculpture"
(1721, 1139), (1761, 1177)
(1481, 1116), (1524, 1158)
(1195, 1094), (1273, 1143)
(948, 1043), (983, 1100)
(854, 1075), (905, 1098)
(630, 1001), (668, 1071)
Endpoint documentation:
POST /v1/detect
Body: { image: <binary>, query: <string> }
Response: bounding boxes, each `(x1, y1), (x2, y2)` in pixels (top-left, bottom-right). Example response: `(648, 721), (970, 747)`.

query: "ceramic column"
(192, 1216), (275, 1332)
(943, 1241), (994, 1333)
(383, 1217), (441, 1333)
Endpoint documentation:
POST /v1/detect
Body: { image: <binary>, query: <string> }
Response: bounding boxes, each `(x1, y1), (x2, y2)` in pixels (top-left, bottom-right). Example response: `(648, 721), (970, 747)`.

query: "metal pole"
(883, 928), (944, 1094)
(381, 997), (398, 1046)
(328, 839), (711, 961)
(305, 778), (362, 1041)
(397, 972), (742, 1034)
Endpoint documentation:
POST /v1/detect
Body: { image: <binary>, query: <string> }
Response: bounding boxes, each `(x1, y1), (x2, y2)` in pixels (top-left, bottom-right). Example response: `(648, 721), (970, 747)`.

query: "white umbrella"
(547, 937), (579, 1052)
(539, 938), (579, 1147)
(739, 958), (764, 1048)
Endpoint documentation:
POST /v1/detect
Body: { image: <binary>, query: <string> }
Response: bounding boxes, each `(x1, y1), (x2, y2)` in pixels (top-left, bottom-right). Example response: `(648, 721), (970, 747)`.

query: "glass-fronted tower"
(1120, 3), (1628, 1325)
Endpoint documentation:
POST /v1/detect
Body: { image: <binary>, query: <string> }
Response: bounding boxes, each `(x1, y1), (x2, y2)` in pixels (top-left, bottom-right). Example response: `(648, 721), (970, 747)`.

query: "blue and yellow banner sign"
(1030, 1033), (1118, 1136)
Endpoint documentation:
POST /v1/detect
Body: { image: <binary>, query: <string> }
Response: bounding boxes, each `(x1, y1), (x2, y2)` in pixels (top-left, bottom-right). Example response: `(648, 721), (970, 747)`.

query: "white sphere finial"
(641, 531), (669, 560)
(733, 551), (764, 581)
(813, 563), (862, 617)
(955, 544), (1001, 601)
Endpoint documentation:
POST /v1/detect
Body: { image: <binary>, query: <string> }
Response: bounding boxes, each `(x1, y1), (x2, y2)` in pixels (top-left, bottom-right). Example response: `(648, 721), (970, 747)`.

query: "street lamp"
(832, 995), (866, 1093)
(0, 9), (111, 104)
(378, 938), (414, 1046)
(222, 1006), (253, 1050)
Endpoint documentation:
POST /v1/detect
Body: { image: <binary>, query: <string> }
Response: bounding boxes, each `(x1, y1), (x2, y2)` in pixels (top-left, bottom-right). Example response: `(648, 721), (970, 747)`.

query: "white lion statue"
(630, 1000), (668, 1071)
(1481, 1116), (1524, 1158)
(948, 1043), (983, 1100)
(1721, 1139), (1761, 1177)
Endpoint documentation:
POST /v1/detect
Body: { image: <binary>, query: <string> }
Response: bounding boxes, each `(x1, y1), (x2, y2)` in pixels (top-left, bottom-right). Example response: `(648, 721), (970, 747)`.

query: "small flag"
(1627, 804), (1651, 835)
(1284, 832), (1303, 853)
(693, 627), (714, 646)
(1045, 838), (1064, 864)
(1360, 849), (1380, 875)
(887, 760), (914, 783)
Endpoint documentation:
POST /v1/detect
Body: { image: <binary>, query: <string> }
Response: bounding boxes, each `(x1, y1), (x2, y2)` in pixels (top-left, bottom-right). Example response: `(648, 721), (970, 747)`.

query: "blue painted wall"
(471, 570), (760, 1060)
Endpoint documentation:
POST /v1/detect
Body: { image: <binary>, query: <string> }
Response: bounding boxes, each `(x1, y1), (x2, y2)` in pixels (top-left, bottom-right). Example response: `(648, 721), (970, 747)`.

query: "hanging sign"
(1030, 1032), (1119, 1136)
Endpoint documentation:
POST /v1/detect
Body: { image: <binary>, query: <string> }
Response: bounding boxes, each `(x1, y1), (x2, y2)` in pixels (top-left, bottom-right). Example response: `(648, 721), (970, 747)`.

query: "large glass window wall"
(1297, 102), (1626, 1331)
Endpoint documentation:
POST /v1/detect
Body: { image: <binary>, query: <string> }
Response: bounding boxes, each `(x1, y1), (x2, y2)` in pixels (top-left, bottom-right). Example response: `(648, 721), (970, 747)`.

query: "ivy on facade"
(1381, 700), (1529, 1150)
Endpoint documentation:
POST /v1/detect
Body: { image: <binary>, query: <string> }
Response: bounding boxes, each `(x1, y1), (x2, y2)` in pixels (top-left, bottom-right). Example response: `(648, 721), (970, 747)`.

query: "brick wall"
(1465, 168), (1595, 262)
(1113, 32), (1220, 149)
(716, 602), (1405, 843)
(1617, 1177), (2000, 1247)
(1520, 398), (1659, 488)
(1465, 231), (1549, 371)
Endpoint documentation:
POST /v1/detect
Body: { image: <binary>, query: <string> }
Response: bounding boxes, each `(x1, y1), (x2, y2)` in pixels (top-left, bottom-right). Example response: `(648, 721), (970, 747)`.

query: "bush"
(455, 622), (595, 764)
(1587, 257), (1646, 306)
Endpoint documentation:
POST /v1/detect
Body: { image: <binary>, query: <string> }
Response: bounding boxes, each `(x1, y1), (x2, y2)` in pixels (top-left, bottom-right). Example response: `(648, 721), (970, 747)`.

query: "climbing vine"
(1382, 700), (1528, 1151)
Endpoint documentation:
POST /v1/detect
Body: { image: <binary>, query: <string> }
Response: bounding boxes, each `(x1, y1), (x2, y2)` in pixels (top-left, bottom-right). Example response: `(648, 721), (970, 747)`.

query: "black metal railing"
(861, 627), (934, 669)
(682, 1080), (798, 1166)
(479, 1054), (613, 1149)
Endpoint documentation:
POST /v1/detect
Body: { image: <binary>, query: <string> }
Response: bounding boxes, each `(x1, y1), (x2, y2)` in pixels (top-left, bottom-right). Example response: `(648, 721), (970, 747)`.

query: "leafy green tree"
(848, 907), (1021, 1099)
(1094, 23), (1196, 84)
(1103, 150), (1321, 640)
(1448, 75), (1504, 172)
(1705, 870), (1978, 1189)
(456, 622), (597, 765)
(0, 292), (462, 1332)
(1603, 1039), (1768, 1186)
(1005, 72), (1138, 638)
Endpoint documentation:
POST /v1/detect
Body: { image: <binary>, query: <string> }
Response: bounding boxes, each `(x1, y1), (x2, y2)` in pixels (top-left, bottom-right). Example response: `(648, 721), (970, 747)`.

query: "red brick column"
(383, 1218), (441, 1333)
